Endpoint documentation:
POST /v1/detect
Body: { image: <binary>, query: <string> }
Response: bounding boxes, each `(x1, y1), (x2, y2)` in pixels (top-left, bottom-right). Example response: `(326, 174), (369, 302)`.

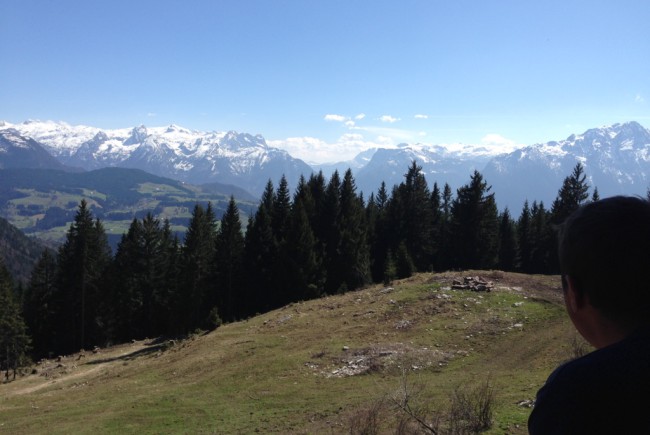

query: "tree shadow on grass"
(86, 342), (169, 365)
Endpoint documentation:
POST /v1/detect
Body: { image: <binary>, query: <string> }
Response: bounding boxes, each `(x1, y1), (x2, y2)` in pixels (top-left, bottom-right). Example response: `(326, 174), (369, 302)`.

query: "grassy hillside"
(0, 168), (257, 248)
(0, 271), (581, 434)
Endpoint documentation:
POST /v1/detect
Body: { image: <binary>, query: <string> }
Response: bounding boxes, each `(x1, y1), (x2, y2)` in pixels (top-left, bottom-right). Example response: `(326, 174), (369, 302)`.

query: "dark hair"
(558, 195), (650, 325)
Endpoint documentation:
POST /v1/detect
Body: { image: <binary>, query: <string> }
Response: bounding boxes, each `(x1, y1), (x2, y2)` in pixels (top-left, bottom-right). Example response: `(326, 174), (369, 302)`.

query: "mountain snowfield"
(1, 119), (649, 209)
(0, 120), (312, 196)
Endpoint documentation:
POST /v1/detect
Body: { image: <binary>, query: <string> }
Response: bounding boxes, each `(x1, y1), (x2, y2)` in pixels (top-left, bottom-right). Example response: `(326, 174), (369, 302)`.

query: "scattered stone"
(513, 302), (524, 307)
(342, 346), (350, 351)
(513, 323), (524, 329)
(395, 320), (412, 330)
(518, 399), (535, 408)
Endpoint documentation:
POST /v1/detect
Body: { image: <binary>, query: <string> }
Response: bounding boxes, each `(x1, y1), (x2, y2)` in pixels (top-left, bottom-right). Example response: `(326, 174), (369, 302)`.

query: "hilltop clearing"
(0, 271), (580, 434)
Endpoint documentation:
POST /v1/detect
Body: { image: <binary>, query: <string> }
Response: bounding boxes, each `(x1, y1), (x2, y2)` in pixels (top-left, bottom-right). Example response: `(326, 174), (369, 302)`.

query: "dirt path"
(1, 340), (153, 398)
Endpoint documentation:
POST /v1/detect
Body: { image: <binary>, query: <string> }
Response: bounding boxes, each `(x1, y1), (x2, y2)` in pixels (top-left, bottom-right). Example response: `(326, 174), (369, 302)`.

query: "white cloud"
(379, 115), (400, 123)
(345, 120), (356, 128)
(419, 131), (427, 137)
(147, 112), (157, 117)
(480, 133), (523, 154)
(324, 114), (347, 122)
(636, 94), (645, 103)
(268, 134), (387, 164)
(414, 114), (428, 119)
(354, 113), (366, 120)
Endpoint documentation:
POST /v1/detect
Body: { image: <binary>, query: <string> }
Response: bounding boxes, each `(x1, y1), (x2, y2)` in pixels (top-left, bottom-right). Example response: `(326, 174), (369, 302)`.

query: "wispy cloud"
(379, 115), (400, 123)
(147, 112), (157, 117)
(324, 114), (347, 122)
(354, 113), (366, 120)
(635, 94), (645, 103)
(414, 114), (428, 119)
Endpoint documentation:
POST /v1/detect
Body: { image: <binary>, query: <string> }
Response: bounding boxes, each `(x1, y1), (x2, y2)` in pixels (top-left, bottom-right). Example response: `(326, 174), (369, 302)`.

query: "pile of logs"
(451, 276), (494, 292)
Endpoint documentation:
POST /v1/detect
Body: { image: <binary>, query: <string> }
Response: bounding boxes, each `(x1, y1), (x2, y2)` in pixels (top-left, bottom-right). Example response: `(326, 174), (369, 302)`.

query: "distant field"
(0, 271), (579, 434)
(0, 168), (257, 247)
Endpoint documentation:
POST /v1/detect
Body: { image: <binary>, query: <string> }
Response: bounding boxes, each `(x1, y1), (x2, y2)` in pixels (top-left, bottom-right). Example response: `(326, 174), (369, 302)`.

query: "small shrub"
(348, 398), (386, 435)
(448, 378), (495, 434)
(204, 307), (223, 331)
(389, 370), (440, 434)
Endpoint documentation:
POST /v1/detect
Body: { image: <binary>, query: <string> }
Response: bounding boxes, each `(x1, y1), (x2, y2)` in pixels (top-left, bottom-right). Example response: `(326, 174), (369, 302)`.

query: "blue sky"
(2, 0), (649, 162)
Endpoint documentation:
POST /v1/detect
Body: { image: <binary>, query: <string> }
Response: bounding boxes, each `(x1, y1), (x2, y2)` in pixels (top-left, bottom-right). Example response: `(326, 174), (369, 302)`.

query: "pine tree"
(322, 171), (343, 293)
(430, 182), (442, 267)
(0, 261), (30, 380)
(547, 163), (590, 273)
(285, 197), (323, 301)
(153, 219), (180, 335)
(368, 182), (391, 282)
(383, 249), (397, 285)
(395, 242), (415, 279)
(272, 175), (292, 243)
(23, 250), (57, 358)
(551, 162), (590, 224)
(214, 197), (245, 321)
(529, 201), (551, 273)
(337, 169), (370, 291)
(180, 203), (218, 332)
(110, 213), (178, 341)
(450, 171), (499, 270)
(437, 183), (453, 270)
(497, 208), (517, 271)
(591, 187), (600, 202)
(392, 161), (434, 271)
(517, 201), (532, 273)
(54, 200), (112, 353)
(244, 196), (276, 314)
(110, 218), (143, 341)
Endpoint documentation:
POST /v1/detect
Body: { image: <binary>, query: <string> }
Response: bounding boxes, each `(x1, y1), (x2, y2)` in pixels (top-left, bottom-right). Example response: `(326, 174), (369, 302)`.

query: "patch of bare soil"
(305, 343), (467, 378)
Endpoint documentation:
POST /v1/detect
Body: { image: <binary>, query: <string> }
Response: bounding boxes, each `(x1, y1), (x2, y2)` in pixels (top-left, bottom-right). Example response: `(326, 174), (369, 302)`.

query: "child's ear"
(564, 275), (586, 313)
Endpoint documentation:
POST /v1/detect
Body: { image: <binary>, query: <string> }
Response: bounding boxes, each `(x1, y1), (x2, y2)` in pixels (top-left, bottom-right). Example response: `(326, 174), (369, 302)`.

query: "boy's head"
(558, 196), (650, 327)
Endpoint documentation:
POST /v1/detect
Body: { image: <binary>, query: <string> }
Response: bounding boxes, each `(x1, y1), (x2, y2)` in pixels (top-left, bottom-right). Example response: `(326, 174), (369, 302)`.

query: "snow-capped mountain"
(2, 120), (648, 209)
(0, 128), (69, 170)
(343, 122), (650, 209)
(353, 143), (494, 197)
(0, 121), (313, 196)
(483, 121), (650, 210)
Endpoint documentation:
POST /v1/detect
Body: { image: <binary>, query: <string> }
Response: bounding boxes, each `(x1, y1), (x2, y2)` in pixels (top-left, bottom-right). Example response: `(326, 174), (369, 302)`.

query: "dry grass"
(0, 271), (573, 434)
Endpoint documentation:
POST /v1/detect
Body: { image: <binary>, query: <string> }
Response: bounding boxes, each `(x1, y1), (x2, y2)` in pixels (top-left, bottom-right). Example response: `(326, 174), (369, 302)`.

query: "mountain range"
(0, 120), (312, 196)
(2, 120), (649, 211)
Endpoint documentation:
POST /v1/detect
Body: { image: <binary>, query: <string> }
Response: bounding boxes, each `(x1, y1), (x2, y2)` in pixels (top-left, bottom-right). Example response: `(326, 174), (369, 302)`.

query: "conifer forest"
(2, 162), (597, 374)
